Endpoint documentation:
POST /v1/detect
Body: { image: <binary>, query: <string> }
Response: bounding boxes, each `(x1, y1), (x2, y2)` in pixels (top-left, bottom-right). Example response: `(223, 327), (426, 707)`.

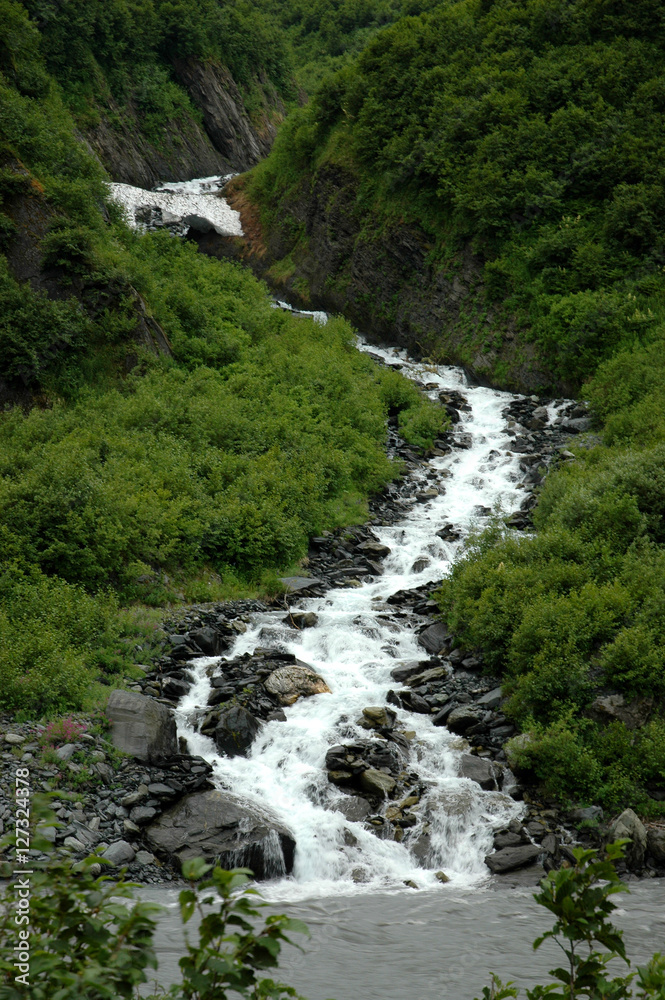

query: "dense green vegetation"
(250, 0), (665, 387)
(259, 0), (440, 92)
(14, 0), (293, 131)
(246, 0), (665, 813)
(0, 1), (444, 717)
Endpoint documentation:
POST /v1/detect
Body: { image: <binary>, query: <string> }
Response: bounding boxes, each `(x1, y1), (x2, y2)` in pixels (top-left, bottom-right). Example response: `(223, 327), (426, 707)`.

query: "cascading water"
(106, 176), (561, 898)
(174, 336), (564, 901)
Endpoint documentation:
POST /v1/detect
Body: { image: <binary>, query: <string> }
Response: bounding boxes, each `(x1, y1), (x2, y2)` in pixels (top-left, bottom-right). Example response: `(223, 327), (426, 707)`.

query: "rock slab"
(106, 689), (177, 763)
(146, 790), (295, 878)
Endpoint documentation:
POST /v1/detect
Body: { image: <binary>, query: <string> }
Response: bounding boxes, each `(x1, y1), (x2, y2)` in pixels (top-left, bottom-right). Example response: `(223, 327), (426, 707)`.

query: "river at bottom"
(141, 880), (664, 999)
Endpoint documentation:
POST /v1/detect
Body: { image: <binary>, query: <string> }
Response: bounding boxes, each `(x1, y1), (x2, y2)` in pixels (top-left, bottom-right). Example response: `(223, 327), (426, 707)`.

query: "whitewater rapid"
(173, 339), (556, 901)
(109, 175), (243, 236)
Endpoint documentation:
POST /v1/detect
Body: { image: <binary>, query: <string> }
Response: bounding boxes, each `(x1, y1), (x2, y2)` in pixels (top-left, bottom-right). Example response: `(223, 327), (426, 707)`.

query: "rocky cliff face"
(87, 60), (284, 189)
(218, 168), (556, 395)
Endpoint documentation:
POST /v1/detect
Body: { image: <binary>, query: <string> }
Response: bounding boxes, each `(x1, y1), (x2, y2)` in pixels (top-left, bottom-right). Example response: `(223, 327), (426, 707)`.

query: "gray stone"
(484, 844), (541, 874)
(121, 784), (149, 808)
(493, 831), (523, 850)
(279, 576), (323, 593)
(214, 706), (262, 757)
(146, 790), (295, 877)
(129, 806), (159, 826)
(587, 694), (652, 730)
(357, 540), (392, 559)
(147, 783), (177, 798)
(38, 826), (57, 843)
(417, 623), (451, 655)
(4, 733), (25, 745)
(106, 689), (177, 763)
(647, 828), (665, 864)
(63, 836), (85, 852)
(458, 754), (501, 791)
(609, 808), (647, 869)
(264, 664), (331, 706)
(102, 840), (136, 866)
(135, 850), (156, 866)
(406, 666), (448, 687)
(189, 626), (226, 656)
(360, 707), (396, 730)
(123, 819), (141, 835)
(335, 796), (372, 822)
(477, 687), (503, 710)
(55, 743), (77, 761)
(390, 661), (428, 683)
(358, 769), (396, 797)
(446, 706), (482, 734)
(284, 612), (319, 629)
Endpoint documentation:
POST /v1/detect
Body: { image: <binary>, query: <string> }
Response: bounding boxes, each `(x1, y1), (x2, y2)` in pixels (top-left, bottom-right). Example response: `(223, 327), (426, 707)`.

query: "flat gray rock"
(279, 576), (323, 592)
(146, 790), (295, 878)
(102, 840), (136, 866)
(106, 689), (177, 763)
(484, 844), (541, 873)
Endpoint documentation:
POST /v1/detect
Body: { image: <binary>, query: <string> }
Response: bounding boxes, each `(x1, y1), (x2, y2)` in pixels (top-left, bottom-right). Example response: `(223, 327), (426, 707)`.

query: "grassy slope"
(246, 0), (665, 813)
(0, 1), (445, 717)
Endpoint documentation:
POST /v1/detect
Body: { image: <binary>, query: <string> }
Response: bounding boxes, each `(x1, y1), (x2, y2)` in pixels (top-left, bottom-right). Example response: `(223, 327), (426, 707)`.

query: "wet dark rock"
(146, 790), (295, 877)
(214, 706), (262, 757)
(458, 754), (502, 791)
(485, 844), (541, 874)
(446, 706), (483, 734)
(417, 623), (451, 655)
(493, 831), (524, 850)
(283, 612), (319, 629)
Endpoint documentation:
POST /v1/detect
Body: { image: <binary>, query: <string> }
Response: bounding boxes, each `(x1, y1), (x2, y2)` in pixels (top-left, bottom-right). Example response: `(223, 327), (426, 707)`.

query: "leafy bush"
(475, 842), (665, 1000)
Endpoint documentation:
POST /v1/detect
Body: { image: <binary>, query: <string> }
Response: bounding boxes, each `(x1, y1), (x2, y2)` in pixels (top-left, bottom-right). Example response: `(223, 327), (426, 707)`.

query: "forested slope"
(0, 1), (443, 716)
(245, 0), (665, 812)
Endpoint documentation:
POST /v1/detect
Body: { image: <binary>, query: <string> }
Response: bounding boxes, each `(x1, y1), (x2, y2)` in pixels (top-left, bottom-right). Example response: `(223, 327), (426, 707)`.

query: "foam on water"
(174, 336), (544, 901)
(109, 174), (242, 236)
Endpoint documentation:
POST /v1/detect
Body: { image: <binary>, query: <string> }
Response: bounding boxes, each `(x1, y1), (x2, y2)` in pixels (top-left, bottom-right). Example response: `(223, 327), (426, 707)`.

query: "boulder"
(102, 840), (136, 867)
(335, 796), (372, 822)
(447, 706), (483, 734)
(359, 706), (396, 730)
(647, 827), (665, 864)
(264, 664), (331, 706)
(214, 706), (262, 757)
(284, 612), (319, 629)
(279, 576), (323, 593)
(484, 844), (541, 874)
(458, 754), (502, 791)
(146, 790), (295, 877)
(106, 689), (177, 763)
(609, 808), (647, 868)
(390, 661), (429, 683)
(189, 626), (227, 656)
(357, 540), (391, 559)
(417, 623), (451, 655)
(359, 769), (396, 797)
(587, 694), (652, 729)
(477, 687), (503, 709)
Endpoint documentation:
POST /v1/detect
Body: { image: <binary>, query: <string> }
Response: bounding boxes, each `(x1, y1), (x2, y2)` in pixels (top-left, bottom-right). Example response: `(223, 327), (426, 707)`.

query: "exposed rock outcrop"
(87, 60), (284, 189)
(146, 789), (295, 877)
(106, 690), (177, 763)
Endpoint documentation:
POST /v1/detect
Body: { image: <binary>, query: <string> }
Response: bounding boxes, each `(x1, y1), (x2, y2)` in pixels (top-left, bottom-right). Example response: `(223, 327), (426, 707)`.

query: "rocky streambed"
(3, 338), (664, 889)
(3, 209), (663, 894)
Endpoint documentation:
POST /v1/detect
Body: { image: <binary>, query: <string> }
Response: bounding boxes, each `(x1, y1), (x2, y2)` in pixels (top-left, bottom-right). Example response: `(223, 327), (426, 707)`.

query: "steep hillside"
(17, 0), (292, 185)
(246, 0), (665, 394)
(0, 1), (444, 716)
(240, 0), (665, 813)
